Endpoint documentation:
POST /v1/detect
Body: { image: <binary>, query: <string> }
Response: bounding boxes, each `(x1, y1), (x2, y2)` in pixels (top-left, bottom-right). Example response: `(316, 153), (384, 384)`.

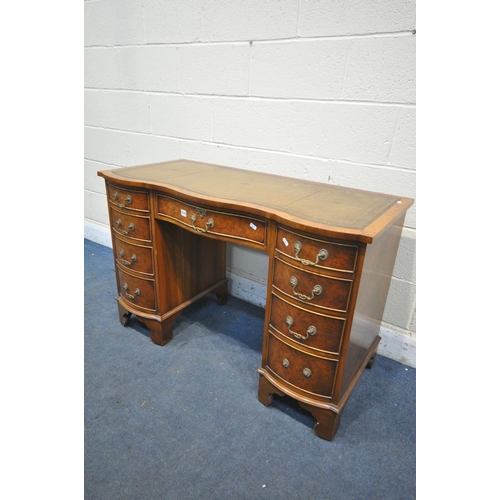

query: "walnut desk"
(98, 159), (413, 441)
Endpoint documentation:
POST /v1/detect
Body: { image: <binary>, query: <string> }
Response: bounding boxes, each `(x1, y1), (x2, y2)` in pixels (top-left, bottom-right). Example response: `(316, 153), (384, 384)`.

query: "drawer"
(110, 207), (151, 242)
(269, 294), (345, 355)
(157, 195), (266, 246)
(117, 268), (156, 312)
(273, 257), (353, 313)
(276, 227), (359, 273)
(113, 235), (154, 276)
(267, 333), (338, 398)
(108, 184), (150, 213)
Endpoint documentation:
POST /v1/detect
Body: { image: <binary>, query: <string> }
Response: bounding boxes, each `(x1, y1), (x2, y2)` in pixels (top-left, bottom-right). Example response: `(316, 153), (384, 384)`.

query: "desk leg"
(258, 374), (285, 406)
(142, 314), (181, 346)
(297, 401), (341, 441)
(258, 374), (341, 441)
(214, 281), (228, 305)
(117, 302), (131, 326)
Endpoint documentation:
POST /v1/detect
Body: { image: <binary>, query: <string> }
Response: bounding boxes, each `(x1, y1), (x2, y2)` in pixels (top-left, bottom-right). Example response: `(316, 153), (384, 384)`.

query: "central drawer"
(267, 333), (338, 398)
(157, 195), (267, 246)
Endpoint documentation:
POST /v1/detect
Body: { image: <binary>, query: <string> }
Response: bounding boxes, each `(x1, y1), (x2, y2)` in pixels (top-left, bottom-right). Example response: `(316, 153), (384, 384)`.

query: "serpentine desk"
(98, 159), (413, 441)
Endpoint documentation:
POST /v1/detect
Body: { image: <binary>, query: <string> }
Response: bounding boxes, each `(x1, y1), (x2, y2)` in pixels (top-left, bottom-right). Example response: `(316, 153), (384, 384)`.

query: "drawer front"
(117, 268), (156, 312)
(110, 207), (151, 242)
(276, 227), (359, 273)
(267, 333), (337, 397)
(273, 258), (353, 313)
(108, 184), (149, 212)
(269, 294), (345, 355)
(113, 235), (154, 276)
(157, 195), (266, 246)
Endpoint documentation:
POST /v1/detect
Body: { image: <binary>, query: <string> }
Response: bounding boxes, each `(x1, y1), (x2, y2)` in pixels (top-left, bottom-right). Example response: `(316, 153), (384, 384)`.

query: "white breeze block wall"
(84, 0), (416, 367)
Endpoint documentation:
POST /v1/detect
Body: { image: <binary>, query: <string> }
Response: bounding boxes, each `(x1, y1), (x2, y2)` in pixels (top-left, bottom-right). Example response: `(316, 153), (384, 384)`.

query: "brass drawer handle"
(285, 316), (317, 340)
(302, 368), (312, 378)
(116, 219), (135, 235)
(289, 276), (323, 301)
(282, 358), (290, 368)
(119, 249), (137, 266)
(122, 283), (140, 300)
(190, 213), (215, 233)
(113, 191), (133, 208)
(294, 241), (329, 266)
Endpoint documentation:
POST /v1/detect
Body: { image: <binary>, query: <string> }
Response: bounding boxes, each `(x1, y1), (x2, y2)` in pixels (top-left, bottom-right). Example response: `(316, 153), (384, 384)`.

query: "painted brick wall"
(84, 0), (416, 366)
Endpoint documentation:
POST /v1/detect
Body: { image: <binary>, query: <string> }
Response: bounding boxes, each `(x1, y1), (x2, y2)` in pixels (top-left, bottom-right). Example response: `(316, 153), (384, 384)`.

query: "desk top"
(99, 159), (413, 243)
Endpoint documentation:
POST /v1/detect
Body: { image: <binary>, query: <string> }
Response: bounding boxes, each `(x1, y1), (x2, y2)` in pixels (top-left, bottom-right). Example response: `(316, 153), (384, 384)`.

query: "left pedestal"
(117, 300), (178, 345)
(104, 180), (228, 346)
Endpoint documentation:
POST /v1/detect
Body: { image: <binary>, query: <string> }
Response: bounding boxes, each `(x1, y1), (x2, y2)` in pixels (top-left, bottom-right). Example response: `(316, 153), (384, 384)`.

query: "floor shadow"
(118, 293), (266, 353)
(174, 294), (265, 353)
(271, 393), (318, 428)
